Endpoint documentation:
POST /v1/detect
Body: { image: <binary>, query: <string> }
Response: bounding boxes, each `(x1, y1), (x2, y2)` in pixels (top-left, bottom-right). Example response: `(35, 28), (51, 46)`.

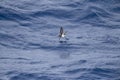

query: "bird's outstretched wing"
(60, 27), (63, 35)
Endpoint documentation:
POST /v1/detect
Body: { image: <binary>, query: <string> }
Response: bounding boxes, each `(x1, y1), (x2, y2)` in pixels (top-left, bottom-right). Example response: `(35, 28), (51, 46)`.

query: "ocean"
(0, 0), (120, 80)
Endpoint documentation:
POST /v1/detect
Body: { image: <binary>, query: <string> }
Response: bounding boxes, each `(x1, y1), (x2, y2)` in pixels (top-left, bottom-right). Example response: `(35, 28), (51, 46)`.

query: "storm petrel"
(59, 27), (67, 40)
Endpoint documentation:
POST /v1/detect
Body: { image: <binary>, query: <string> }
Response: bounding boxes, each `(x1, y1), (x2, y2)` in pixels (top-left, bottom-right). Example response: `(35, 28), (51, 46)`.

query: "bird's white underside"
(61, 34), (65, 37)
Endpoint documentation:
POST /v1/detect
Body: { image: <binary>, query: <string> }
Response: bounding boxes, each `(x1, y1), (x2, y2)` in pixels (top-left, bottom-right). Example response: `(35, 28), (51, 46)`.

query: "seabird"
(59, 27), (67, 40)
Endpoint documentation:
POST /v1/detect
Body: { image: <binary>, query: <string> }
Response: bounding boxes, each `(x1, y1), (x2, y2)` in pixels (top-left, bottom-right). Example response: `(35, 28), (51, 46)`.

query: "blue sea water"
(0, 0), (120, 80)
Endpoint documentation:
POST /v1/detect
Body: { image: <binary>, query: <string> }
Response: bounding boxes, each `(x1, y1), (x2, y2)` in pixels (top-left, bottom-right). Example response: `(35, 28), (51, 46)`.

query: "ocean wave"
(0, 0), (120, 80)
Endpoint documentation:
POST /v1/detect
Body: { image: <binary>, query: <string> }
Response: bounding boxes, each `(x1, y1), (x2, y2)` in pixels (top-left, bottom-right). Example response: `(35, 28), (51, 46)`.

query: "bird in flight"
(59, 27), (68, 40)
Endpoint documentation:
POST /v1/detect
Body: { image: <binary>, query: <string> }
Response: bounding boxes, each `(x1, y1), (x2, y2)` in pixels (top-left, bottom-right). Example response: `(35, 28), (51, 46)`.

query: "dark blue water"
(0, 0), (120, 80)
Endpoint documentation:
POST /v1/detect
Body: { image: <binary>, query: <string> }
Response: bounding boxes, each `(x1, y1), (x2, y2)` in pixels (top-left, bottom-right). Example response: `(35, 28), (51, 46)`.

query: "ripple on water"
(0, 0), (120, 80)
